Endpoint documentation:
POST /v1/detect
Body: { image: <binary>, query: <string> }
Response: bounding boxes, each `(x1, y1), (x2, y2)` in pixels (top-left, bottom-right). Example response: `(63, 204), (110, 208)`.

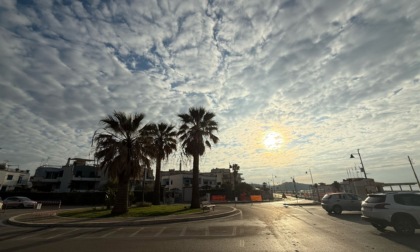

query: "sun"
(263, 132), (284, 150)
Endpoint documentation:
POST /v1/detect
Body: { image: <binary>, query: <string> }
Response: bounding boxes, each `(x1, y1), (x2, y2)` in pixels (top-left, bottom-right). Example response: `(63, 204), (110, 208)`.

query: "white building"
(31, 158), (108, 192)
(161, 170), (218, 191)
(0, 163), (31, 192)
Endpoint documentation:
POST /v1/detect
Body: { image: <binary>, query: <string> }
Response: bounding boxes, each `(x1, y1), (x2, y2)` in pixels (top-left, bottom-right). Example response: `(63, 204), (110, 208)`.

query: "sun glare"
(263, 132), (283, 150)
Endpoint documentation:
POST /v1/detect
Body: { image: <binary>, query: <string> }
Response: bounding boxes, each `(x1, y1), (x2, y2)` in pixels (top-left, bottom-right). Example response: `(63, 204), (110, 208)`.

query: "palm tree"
(93, 111), (151, 214)
(178, 107), (219, 208)
(143, 123), (177, 205)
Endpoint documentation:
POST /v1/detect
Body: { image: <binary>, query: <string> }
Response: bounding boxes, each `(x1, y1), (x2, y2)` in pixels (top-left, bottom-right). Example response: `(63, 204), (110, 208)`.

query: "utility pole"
(350, 149), (367, 179)
(408, 156), (420, 189)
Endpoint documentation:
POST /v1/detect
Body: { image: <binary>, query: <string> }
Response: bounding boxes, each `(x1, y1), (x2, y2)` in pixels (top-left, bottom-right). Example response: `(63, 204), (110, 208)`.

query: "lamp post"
(306, 169), (320, 202)
(291, 177), (298, 203)
(271, 174), (276, 193)
(350, 149), (367, 179)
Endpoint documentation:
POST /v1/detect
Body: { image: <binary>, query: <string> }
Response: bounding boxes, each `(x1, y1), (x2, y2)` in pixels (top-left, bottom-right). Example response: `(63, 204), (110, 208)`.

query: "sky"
(1, 0), (420, 189)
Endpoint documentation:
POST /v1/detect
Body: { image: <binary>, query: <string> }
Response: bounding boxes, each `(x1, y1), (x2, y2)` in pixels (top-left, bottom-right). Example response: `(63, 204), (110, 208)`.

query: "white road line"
(46, 228), (79, 240)
(17, 228), (57, 240)
(240, 239), (245, 247)
(179, 226), (187, 236)
(232, 226), (237, 236)
(100, 228), (122, 238)
(153, 227), (167, 237)
(129, 227), (144, 237)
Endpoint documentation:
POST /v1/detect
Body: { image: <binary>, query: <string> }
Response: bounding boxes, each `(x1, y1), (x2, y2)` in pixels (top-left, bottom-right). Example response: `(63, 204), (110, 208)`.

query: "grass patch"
(58, 204), (201, 218)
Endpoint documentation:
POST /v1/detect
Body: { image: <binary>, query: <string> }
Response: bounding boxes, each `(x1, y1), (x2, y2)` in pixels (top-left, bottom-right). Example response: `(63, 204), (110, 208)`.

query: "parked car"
(3, 196), (37, 209)
(321, 192), (363, 214)
(361, 192), (420, 235)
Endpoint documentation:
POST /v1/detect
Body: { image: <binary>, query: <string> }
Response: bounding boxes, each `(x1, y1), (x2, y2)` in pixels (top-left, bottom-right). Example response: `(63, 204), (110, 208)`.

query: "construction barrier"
(250, 195), (263, 202)
(210, 195), (226, 202)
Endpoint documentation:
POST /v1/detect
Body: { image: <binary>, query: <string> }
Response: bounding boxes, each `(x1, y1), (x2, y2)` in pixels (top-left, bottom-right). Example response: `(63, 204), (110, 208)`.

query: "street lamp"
(350, 149), (367, 179)
(306, 169), (320, 202)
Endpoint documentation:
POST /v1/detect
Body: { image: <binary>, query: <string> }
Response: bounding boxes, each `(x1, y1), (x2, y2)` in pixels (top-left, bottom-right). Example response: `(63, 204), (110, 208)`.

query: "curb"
(7, 207), (241, 228)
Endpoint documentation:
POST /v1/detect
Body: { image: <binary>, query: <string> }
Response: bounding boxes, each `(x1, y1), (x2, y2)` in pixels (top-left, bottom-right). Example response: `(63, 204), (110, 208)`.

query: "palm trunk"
(112, 178), (129, 215)
(190, 154), (200, 208)
(153, 158), (162, 205)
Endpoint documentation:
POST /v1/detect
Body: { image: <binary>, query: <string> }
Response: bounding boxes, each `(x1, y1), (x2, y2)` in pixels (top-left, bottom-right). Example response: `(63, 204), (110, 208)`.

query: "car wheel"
(18, 203), (24, 208)
(332, 205), (342, 214)
(372, 223), (387, 231)
(393, 216), (415, 235)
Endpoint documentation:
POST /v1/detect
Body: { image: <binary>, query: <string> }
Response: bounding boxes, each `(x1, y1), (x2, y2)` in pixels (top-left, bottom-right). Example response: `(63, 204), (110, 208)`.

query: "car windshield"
(365, 195), (386, 203)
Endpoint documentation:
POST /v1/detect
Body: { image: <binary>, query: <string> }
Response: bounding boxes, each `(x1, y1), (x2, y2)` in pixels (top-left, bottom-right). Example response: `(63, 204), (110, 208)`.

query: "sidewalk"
(7, 199), (319, 228)
(7, 205), (239, 227)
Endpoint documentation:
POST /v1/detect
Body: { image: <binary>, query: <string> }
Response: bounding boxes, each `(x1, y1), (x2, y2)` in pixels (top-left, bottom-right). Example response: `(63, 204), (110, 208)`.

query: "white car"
(361, 192), (420, 235)
(3, 196), (37, 209)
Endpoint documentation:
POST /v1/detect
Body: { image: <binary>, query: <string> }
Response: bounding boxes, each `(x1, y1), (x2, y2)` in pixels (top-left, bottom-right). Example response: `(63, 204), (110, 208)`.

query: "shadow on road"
(325, 212), (369, 225)
(377, 229), (420, 251)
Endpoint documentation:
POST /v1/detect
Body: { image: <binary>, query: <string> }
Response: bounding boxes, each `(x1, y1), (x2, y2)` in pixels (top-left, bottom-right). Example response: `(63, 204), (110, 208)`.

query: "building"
(340, 178), (381, 199)
(161, 170), (218, 190)
(0, 162), (31, 192)
(159, 167), (244, 202)
(31, 158), (107, 192)
(30, 157), (154, 193)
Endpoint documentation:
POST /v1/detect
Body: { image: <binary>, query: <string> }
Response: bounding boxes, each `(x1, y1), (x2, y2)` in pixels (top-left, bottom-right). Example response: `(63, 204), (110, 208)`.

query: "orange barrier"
(211, 195), (226, 201)
(250, 195), (263, 202)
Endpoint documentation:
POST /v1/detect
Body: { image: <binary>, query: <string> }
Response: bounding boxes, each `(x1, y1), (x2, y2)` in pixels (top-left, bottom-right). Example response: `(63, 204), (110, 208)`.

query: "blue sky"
(1, 0), (419, 188)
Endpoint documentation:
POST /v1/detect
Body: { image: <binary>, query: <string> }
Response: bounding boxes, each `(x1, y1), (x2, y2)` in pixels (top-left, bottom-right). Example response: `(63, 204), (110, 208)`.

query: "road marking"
(129, 227), (144, 237)
(179, 226), (187, 236)
(46, 228), (79, 239)
(17, 228), (57, 240)
(154, 227), (166, 237)
(100, 228), (122, 238)
(240, 240), (245, 247)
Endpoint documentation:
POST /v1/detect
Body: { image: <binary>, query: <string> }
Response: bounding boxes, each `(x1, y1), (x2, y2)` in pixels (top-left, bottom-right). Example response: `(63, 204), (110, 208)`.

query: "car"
(3, 196), (38, 209)
(321, 192), (363, 214)
(361, 192), (420, 235)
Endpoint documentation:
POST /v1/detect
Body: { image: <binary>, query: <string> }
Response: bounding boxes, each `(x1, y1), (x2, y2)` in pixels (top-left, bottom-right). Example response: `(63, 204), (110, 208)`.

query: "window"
(7, 175), (13, 180)
(394, 194), (420, 206)
(366, 195), (386, 203)
(348, 194), (358, 200)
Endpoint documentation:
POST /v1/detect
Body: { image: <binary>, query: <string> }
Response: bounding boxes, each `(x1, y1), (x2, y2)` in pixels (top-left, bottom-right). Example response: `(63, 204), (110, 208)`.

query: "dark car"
(321, 193), (363, 214)
(3, 196), (37, 209)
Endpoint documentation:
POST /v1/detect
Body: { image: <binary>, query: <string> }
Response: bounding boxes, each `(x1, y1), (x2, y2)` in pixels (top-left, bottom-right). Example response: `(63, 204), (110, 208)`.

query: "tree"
(178, 107), (219, 208)
(236, 182), (254, 194)
(93, 111), (151, 214)
(332, 181), (341, 192)
(230, 163), (240, 194)
(143, 123), (177, 205)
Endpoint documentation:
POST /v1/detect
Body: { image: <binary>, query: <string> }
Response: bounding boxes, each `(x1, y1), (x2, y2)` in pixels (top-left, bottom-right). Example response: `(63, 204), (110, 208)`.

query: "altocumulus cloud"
(0, 0), (419, 186)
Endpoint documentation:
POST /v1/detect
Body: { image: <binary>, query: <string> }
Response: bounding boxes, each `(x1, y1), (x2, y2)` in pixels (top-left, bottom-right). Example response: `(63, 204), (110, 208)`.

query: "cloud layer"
(1, 0), (419, 187)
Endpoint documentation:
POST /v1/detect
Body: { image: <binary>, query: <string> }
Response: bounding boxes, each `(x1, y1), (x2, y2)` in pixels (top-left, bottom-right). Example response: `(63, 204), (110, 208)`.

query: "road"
(0, 202), (419, 252)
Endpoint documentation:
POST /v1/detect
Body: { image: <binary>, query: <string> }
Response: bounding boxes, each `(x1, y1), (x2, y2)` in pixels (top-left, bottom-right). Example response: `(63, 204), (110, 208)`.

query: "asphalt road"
(0, 202), (419, 252)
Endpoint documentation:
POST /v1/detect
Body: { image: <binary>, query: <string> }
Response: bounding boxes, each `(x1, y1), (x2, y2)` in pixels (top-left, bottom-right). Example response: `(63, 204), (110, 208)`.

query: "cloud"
(0, 0), (419, 188)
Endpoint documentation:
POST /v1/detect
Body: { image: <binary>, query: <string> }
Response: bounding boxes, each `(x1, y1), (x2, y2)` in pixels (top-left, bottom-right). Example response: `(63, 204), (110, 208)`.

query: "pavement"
(6, 199), (319, 228)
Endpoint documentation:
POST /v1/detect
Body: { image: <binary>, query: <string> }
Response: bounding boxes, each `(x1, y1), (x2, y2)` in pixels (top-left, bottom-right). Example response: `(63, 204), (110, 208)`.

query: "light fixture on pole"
(306, 169), (321, 201)
(350, 149), (367, 179)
